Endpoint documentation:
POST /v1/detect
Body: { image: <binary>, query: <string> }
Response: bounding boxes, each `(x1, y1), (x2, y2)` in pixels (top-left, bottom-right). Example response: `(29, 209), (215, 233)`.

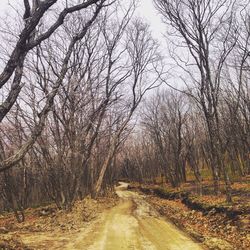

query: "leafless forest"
(0, 1), (249, 247)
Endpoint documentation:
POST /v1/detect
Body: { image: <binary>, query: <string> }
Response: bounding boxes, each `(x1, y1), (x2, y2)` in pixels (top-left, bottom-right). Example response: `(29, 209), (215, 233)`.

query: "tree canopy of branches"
(0, 0), (249, 221)
(0, 0), (162, 218)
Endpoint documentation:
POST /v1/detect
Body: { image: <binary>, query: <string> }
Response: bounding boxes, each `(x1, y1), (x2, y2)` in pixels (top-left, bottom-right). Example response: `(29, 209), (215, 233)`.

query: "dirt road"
(21, 182), (204, 249)
(66, 182), (203, 250)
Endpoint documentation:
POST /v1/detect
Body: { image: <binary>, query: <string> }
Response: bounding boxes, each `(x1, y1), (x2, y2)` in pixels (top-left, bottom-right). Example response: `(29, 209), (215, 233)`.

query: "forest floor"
(0, 194), (118, 249)
(128, 178), (250, 250)
(0, 182), (205, 250)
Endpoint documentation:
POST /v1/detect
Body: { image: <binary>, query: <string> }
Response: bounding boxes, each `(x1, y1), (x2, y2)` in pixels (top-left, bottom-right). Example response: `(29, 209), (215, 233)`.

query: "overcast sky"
(0, 0), (165, 41)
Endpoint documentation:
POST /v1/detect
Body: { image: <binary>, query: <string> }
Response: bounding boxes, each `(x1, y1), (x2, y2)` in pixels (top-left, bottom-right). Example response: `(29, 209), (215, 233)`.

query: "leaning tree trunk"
(93, 144), (116, 198)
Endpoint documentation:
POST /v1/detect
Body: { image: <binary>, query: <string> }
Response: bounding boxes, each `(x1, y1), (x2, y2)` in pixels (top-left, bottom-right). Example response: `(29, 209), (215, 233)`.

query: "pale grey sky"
(135, 0), (165, 40)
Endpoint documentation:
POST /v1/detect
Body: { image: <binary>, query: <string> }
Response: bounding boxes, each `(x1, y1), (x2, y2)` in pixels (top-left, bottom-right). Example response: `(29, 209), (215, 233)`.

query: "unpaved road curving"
(67, 182), (204, 250)
(21, 182), (204, 249)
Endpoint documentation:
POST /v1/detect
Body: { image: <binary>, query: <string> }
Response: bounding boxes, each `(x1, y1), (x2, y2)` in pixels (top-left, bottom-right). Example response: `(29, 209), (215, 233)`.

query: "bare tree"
(0, 0), (109, 173)
(93, 18), (162, 196)
(154, 0), (241, 201)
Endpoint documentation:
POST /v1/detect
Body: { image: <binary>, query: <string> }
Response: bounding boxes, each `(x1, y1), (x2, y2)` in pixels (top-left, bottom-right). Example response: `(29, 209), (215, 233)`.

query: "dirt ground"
(145, 195), (250, 250)
(0, 183), (204, 250)
(129, 181), (250, 250)
(71, 182), (204, 250)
